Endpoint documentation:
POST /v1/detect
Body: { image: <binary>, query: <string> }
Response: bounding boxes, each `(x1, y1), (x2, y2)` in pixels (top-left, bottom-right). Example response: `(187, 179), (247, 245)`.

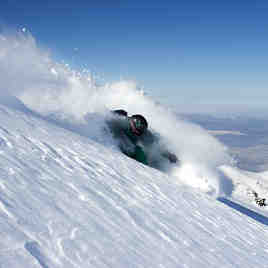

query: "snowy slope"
(1, 30), (268, 268)
(1, 103), (268, 268)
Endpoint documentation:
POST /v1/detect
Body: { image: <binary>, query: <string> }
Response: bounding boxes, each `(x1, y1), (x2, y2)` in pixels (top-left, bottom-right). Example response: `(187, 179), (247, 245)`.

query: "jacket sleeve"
(133, 145), (148, 165)
(119, 140), (148, 165)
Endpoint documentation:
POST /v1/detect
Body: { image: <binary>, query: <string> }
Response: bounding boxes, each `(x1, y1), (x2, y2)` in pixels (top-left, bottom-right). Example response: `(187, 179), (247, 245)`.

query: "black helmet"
(130, 114), (148, 135)
(112, 109), (128, 117)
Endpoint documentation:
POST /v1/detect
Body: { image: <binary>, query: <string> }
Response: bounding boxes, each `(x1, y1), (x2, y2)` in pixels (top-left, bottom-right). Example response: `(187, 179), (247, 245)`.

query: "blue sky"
(1, 0), (268, 111)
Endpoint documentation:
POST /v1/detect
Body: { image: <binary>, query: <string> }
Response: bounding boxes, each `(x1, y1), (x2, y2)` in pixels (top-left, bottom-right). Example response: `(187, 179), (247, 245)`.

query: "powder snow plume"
(0, 30), (232, 196)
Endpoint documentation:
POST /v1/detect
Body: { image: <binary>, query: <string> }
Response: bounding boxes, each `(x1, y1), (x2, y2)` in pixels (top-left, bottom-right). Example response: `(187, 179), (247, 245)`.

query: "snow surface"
(1, 30), (268, 268)
(1, 101), (268, 268)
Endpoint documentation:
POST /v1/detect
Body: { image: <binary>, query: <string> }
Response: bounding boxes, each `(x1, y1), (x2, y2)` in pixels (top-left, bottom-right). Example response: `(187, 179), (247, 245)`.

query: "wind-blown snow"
(0, 30), (232, 195)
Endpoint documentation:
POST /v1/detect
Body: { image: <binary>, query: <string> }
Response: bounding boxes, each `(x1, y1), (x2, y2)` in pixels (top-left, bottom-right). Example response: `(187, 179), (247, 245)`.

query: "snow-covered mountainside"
(1, 102), (268, 268)
(1, 31), (268, 267)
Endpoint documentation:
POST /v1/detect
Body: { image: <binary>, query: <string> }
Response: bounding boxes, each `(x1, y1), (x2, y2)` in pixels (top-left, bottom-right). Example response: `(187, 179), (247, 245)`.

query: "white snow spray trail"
(0, 29), (232, 197)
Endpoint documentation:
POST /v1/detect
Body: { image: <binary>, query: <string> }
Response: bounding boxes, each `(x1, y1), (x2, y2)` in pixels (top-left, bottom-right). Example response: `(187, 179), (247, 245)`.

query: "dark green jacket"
(106, 115), (149, 165)
(106, 112), (178, 170)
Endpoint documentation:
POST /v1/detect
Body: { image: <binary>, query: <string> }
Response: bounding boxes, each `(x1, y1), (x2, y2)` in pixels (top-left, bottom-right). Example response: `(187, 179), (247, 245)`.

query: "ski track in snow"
(1, 103), (268, 267)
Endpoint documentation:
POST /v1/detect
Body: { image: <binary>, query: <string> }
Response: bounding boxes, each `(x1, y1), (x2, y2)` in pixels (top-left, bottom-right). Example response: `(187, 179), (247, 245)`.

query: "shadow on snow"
(218, 197), (268, 227)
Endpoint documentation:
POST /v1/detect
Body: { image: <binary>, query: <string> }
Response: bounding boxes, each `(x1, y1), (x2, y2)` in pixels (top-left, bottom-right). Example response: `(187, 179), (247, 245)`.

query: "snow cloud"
(0, 30), (232, 196)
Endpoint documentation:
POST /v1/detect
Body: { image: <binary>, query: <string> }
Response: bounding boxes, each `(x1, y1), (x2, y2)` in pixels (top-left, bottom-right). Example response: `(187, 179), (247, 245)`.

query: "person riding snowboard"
(106, 109), (178, 170)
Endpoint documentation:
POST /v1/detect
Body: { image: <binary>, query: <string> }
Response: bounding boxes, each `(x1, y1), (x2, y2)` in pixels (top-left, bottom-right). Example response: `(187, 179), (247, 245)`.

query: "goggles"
(131, 117), (147, 136)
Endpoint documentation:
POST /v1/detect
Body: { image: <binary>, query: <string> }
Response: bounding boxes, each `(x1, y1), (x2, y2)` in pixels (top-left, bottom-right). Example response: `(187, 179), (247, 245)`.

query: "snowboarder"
(106, 109), (178, 170)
